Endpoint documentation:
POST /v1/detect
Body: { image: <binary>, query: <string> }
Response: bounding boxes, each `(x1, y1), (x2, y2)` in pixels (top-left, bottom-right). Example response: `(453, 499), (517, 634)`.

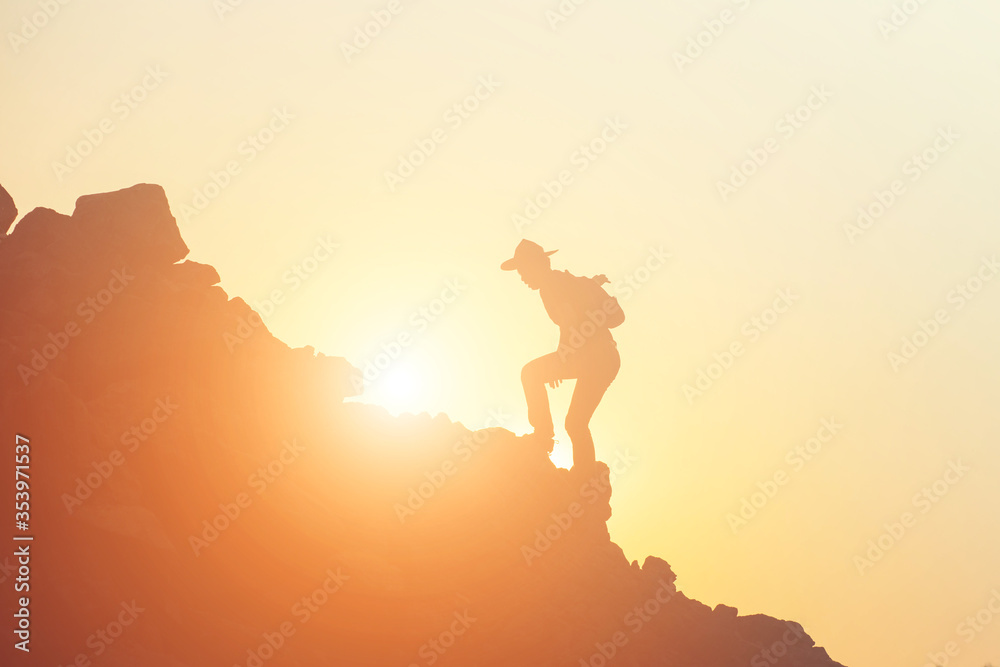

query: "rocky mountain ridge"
(0, 183), (846, 667)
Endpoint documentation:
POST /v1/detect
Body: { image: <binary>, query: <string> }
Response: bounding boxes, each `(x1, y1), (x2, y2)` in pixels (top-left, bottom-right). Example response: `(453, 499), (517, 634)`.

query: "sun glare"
(548, 442), (573, 471)
(361, 363), (426, 416)
(384, 365), (418, 399)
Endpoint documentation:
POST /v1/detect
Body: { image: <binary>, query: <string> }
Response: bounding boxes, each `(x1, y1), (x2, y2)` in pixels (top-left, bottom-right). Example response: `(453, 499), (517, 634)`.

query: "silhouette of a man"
(501, 240), (623, 473)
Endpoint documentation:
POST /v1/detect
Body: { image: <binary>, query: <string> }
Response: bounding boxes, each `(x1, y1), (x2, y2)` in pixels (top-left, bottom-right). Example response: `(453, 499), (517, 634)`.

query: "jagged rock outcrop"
(0, 184), (846, 667)
(0, 182), (16, 234)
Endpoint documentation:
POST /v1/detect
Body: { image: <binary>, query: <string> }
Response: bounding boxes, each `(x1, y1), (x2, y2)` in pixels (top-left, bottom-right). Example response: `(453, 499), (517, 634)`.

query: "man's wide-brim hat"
(501, 239), (558, 271)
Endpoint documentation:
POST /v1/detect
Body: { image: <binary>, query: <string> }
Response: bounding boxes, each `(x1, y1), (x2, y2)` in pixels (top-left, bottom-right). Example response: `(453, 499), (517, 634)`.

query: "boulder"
(0, 182), (16, 234)
(72, 183), (188, 270)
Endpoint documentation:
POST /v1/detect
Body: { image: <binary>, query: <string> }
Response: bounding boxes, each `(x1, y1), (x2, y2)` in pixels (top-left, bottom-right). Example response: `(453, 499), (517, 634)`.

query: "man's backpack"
(588, 274), (625, 328)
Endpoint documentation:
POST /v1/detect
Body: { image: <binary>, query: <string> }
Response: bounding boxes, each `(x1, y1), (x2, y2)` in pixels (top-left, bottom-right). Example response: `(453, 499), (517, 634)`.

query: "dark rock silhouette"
(0, 182), (16, 234)
(0, 184), (846, 667)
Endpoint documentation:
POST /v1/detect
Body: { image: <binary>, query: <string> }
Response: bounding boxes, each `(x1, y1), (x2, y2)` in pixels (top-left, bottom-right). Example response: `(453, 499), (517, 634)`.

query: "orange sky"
(4, 2), (1000, 665)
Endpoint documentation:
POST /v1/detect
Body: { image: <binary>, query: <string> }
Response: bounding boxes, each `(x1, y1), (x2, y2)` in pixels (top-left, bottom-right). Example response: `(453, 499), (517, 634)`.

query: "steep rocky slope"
(0, 184), (845, 667)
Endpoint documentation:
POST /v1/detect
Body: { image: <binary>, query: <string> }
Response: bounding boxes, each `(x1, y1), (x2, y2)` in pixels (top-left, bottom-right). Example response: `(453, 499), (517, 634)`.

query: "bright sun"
(383, 365), (418, 400)
(360, 363), (426, 416)
(355, 359), (573, 471)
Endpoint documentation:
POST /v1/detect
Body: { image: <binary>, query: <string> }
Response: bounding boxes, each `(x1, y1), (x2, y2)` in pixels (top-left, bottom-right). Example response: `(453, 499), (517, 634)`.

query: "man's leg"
(564, 347), (620, 470)
(521, 352), (574, 440)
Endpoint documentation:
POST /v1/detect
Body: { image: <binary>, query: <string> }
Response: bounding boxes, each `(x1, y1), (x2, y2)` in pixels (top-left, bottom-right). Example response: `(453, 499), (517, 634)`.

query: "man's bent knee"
(521, 362), (538, 385)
